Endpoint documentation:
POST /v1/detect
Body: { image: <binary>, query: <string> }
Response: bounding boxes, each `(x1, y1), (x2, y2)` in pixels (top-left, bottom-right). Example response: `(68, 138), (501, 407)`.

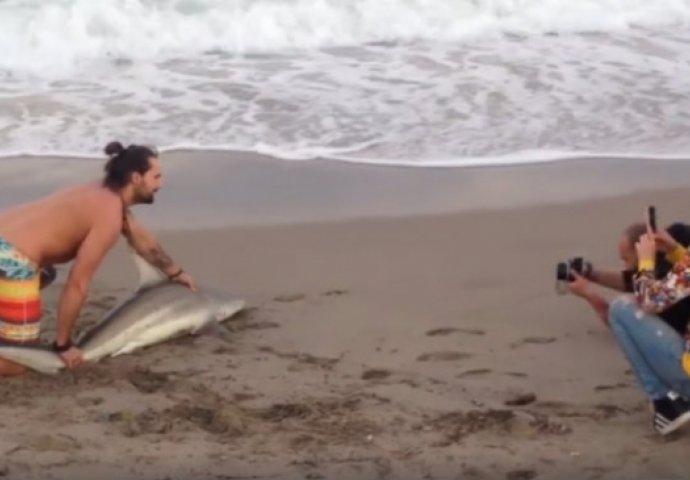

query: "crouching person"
(608, 224), (690, 435)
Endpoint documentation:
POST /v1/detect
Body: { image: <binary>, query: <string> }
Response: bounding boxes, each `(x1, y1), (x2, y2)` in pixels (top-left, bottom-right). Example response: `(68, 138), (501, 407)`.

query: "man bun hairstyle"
(104, 141), (125, 158)
(103, 141), (158, 190)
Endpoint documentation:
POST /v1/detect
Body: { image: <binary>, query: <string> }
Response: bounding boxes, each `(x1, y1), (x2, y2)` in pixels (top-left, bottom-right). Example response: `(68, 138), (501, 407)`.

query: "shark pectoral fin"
(130, 249), (169, 291)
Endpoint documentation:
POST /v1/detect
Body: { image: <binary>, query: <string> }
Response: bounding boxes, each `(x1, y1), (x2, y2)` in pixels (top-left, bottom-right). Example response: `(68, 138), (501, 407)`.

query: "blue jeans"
(608, 297), (690, 400)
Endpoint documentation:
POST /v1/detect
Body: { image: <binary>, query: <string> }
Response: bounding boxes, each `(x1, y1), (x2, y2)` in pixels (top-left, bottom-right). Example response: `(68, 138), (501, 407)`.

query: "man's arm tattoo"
(144, 244), (175, 272)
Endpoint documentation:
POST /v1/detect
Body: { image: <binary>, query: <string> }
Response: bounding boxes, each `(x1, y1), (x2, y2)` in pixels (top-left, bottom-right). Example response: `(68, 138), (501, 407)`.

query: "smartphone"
(648, 205), (657, 233)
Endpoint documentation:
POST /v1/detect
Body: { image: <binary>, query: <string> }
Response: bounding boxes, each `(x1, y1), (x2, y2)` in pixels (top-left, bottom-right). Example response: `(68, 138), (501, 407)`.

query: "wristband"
(638, 258), (655, 272)
(666, 244), (688, 264)
(52, 340), (72, 353)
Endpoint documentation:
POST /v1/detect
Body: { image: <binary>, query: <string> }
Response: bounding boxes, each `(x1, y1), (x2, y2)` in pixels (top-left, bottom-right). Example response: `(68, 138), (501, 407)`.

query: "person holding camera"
(563, 218), (690, 435)
(606, 216), (690, 435)
(563, 221), (690, 331)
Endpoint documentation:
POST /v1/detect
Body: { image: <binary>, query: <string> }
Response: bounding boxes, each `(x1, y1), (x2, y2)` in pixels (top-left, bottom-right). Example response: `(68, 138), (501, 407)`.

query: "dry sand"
(1, 155), (690, 479)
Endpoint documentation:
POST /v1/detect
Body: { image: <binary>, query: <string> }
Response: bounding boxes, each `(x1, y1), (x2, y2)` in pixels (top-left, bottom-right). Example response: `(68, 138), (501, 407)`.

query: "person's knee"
(608, 295), (636, 326)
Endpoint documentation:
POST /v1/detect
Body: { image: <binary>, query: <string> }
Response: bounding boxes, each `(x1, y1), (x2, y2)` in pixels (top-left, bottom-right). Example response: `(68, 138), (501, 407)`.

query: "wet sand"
(1, 153), (690, 479)
(3, 151), (690, 228)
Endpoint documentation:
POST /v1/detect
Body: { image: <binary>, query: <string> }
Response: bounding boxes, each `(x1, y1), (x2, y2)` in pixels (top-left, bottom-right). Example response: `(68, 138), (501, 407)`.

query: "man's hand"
(59, 346), (84, 370)
(567, 271), (592, 298)
(124, 212), (198, 291)
(171, 271), (197, 292)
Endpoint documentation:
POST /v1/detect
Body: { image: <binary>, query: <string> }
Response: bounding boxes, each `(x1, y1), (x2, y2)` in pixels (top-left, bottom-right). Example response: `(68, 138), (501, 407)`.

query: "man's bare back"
(0, 183), (122, 267)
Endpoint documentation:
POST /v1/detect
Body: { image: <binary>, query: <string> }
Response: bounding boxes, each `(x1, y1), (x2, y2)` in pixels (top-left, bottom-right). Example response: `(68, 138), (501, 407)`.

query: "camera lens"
(556, 262), (568, 281)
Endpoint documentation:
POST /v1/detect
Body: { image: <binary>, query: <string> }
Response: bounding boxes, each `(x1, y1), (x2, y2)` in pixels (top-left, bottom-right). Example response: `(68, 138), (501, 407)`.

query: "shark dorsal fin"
(130, 249), (168, 291)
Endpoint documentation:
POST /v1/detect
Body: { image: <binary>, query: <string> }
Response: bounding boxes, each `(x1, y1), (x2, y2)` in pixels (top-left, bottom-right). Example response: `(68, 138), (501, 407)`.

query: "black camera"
(555, 256), (592, 294)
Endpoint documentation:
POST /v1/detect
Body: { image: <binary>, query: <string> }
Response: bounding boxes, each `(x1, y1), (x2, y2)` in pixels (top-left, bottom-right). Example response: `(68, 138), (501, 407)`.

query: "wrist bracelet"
(667, 244), (687, 264)
(53, 340), (72, 353)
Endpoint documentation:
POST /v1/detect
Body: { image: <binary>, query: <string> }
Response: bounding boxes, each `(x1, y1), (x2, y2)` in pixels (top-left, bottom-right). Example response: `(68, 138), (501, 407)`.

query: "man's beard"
(134, 189), (155, 204)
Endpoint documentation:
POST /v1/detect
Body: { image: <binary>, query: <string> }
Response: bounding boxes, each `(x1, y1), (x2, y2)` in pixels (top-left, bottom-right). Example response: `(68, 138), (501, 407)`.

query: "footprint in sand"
(361, 369), (392, 381)
(594, 403), (628, 419)
(257, 346), (341, 370)
(213, 346), (237, 355)
(273, 293), (306, 303)
(456, 368), (492, 378)
(109, 403), (247, 437)
(233, 392), (262, 402)
(504, 393), (537, 406)
(505, 469), (537, 480)
(226, 320), (281, 333)
(322, 289), (348, 297)
(417, 351), (472, 362)
(126, 368), (171, 394)
(305, 473), (325, 480)
(504, 372), (529, 378)
(22, 434), (82, 453)
(594, 383), (629, 392)
(426, 327), (486, 337)
(75, 396), (105, 407)
(510, 336), (557, 348)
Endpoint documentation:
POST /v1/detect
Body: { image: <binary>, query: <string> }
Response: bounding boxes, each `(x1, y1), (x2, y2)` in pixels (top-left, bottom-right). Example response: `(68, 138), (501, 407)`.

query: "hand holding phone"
(648, 205), (657, 233)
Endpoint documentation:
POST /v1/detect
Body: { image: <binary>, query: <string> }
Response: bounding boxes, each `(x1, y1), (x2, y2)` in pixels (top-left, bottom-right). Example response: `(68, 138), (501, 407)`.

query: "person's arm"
(122, 211), (197, 290)
(56, 214), (121, 345)
(568, 272), (610, 327)
(122, 210), (182, 278)
(581, 290), (610, 327)
(588, 267), (629, 292)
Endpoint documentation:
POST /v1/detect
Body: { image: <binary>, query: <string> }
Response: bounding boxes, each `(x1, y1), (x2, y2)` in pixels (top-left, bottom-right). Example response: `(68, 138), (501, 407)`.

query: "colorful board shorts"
(0, 237), (42, 344)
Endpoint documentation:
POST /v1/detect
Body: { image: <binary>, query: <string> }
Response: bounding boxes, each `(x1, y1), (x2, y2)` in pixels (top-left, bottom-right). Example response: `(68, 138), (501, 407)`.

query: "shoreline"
(3, 151), (690, 229)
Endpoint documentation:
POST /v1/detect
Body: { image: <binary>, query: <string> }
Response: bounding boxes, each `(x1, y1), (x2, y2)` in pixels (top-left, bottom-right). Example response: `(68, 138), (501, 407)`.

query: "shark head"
(205, 291), (246, 323)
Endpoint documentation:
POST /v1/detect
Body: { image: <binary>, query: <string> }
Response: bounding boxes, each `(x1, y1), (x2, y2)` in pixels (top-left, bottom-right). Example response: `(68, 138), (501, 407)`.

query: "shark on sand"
(0, 251), (246, 374)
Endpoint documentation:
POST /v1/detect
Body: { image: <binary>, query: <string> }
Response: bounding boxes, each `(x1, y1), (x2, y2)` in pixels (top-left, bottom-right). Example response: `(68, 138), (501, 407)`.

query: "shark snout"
(213, 298), (246, 323)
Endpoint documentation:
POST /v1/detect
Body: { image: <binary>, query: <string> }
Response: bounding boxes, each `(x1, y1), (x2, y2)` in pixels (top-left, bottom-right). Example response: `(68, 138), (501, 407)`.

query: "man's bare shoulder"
(51, 181), (115, 199)
(67, 183), (120, 205)
(61, 183), (122, 226)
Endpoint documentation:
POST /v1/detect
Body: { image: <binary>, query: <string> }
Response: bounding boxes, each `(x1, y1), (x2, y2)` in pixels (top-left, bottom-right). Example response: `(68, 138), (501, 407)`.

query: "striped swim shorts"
(0, 237), (42, 344)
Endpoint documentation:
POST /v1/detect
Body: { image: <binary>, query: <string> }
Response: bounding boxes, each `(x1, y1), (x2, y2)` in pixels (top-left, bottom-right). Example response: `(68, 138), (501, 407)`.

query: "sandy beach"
(2, 152), (690, 480)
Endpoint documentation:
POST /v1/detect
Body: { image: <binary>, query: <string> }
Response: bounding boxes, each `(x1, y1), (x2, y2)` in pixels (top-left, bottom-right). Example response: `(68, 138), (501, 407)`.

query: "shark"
(0, 252), (245, 375)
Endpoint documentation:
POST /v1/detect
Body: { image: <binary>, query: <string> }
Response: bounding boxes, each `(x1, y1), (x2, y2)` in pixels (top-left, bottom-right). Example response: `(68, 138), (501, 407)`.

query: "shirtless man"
(0, 141), (196, 376)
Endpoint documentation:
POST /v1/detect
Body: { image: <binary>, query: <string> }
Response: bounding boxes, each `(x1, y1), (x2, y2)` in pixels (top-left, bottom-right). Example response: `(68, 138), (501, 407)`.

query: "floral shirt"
(634, 252), (690, 315)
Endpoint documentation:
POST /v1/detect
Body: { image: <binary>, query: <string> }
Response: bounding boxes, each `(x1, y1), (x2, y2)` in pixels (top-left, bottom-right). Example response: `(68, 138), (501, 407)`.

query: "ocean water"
(2, 0), (690, 167)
